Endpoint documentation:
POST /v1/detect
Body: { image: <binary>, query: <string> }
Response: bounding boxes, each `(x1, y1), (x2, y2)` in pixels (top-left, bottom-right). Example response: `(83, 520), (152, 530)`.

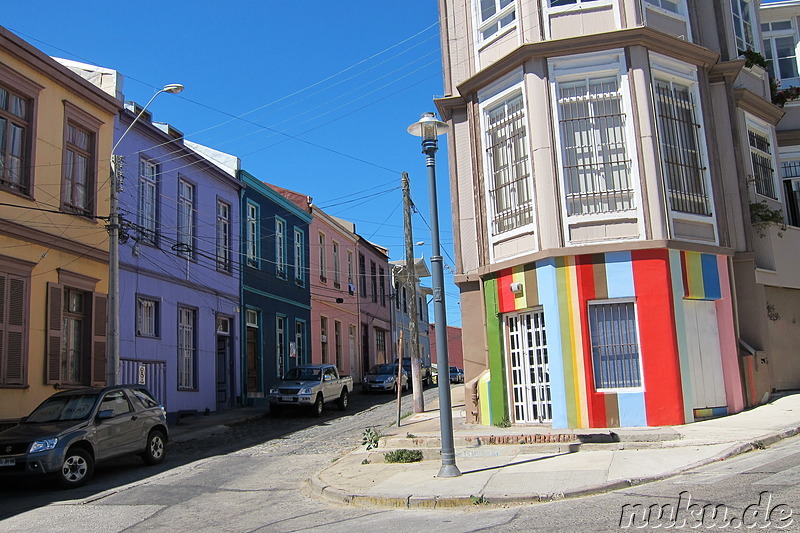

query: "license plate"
(0, 458), (15, 467)
(282, 396), (295, 401)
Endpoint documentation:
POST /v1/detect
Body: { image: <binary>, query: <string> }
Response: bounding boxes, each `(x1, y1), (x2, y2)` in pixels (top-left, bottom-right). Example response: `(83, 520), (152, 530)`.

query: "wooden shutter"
(91, 292), (107, 386)
(46, 283), (63, 384)
(5, 276), (26, 385)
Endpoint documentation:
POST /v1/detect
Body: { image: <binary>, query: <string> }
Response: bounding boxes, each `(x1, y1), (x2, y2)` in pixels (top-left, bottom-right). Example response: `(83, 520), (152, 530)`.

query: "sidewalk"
(309, 387), (800, 509)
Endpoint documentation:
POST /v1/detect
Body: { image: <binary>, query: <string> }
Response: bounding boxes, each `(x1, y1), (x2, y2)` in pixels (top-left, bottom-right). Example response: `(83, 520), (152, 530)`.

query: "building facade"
(356, 236), (394, 378)
(0, 27), (119, 422)
(436, 0), (797, 428)
(241, 174), (311, 403)
(390, 257), (432, 370)
(112, 114), (242, 420)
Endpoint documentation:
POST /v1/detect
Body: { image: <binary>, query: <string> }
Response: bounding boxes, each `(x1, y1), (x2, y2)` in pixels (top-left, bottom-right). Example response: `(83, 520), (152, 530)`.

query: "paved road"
(1, 390), (798, 532)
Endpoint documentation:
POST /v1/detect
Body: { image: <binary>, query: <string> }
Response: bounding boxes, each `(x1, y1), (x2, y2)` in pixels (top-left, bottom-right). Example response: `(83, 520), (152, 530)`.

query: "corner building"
(436, 0), (798, 428)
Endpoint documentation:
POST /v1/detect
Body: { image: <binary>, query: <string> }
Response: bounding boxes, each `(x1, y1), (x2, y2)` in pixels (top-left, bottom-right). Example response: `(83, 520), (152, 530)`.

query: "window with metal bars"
(557, 76), (634, 216)
(781, 160), (800, 227)
(178, 307), (196, 390)
(749, 129), (776, 199)
(485, 93), (533, 235)
(654, 79), (710, 215)
(588, 301), (642, 389)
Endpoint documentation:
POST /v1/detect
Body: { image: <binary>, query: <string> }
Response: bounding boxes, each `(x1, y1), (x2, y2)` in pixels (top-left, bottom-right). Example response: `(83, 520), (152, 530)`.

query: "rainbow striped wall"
(483, 249), (738, 429)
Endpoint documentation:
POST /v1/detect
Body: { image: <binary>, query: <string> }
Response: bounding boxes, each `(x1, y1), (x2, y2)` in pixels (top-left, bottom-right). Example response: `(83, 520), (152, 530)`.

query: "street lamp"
(107, 83), (184, 386)
(407, 112), (461, 478)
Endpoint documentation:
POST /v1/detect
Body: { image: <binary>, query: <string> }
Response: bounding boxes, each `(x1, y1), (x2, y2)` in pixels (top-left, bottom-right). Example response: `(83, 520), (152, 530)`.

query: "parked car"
(449, 366), (465, 384)
(0, 385), (168, 488)
(362, 364), (408, 393)
(396, 357), (433, 387)
(268, 364), (353, 417)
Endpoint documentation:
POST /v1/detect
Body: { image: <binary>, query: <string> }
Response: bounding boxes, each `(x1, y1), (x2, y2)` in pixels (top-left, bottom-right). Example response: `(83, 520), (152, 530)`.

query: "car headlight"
(386, 376), (395, 383)
(29, 438), (58, 454)
(269, 388), (280, 395)
(299, 388), (312, 395)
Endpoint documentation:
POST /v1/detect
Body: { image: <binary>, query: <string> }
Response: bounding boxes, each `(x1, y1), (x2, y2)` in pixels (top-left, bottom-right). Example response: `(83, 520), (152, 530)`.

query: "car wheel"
(270, 403), (282, 417)
(143, 429), (167, 465)
(337, 390), (349, 411)
(57, 448), (94, 488)
(312, 394), (324, 417)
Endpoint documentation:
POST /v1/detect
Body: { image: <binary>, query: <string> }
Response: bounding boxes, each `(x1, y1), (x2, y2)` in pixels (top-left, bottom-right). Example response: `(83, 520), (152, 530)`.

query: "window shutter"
(46, 283), (64, 384)
(91, 292), (107, 386)
(5, 276), (26, 385)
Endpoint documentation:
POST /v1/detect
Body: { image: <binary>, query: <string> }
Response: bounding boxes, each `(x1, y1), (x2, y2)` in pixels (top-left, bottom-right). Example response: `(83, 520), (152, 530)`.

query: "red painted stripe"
(575, 254), (607, 428)
(632, 249), (685, 426)
(680, 251), (690, 298)
(497, 268), (515, 314)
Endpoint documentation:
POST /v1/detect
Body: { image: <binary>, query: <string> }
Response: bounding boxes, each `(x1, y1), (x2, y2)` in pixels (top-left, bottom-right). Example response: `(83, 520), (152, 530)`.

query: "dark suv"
(0, 385), (168, 488)
(396, 357), (433, 387)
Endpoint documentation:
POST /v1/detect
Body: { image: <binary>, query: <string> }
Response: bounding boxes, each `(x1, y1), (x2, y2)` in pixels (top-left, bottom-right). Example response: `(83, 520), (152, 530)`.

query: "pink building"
(429, 324), (463, 370)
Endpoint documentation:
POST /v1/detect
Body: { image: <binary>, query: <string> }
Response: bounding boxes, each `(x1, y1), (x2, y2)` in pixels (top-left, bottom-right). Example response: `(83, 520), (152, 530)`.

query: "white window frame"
(216, 200), (231, 272)
(136, 296), (159, 338)
(276, 315), (286, 379)
(549, 51), (644, 244)
(643, 0), (691, 40)
(762, 19), (800, 91)
(177, 178), (194, 260)
(732, 0), (757, 53)
(295, 320), (306, 365)
(588, 298), (644, 392)
(178, 307), (196, 390)
(650, 53), (718, 242)
(746, 115), (779, 200)
(294, 228), (305, 285)
(332, 241), (341, 287)
(780, 152), (800, 227)
(318, 232), (327, 282)
(479, 77), (537, 260)
(474, 0), (517, 45)
(275, 217), (287, 279)
(138, 158), (159, 245)
(246, 202), (259, 268)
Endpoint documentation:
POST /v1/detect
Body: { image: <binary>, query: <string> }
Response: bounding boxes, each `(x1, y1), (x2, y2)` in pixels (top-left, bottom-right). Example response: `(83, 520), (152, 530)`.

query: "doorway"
(505, 309), (552, 423)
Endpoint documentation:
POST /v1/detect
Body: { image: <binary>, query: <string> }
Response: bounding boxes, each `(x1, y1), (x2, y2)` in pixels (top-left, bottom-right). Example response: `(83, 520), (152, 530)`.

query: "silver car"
(0, 385), (168, 488)
(362, 364), (408, 393)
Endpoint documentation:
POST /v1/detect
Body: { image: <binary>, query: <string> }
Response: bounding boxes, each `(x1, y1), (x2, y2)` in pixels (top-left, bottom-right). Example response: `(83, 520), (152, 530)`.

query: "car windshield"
(283, 367), (322, 381)
(450, 367), (459, 372)
(25, 394), (98, 423)
(368, 364), (397, 375)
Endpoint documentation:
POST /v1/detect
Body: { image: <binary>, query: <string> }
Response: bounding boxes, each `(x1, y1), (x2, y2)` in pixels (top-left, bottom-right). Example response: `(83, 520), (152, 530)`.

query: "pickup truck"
(267, 364), (353, 417)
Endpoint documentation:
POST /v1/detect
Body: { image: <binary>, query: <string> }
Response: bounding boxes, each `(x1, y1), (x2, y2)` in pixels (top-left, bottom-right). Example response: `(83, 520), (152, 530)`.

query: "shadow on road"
(0, 389), (406, 520)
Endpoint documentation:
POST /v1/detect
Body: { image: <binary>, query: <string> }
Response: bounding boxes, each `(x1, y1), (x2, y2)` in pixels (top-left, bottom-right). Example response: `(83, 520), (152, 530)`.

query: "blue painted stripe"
(605, 251), (634, 298)
(701, 254), (721, 300)
(536, 258), (569, 429)
(617, 392), (647, 427)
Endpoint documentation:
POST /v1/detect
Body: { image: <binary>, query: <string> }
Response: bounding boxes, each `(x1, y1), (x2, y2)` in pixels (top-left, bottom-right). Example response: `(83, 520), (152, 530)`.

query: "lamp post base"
(437, 464), (462, 478)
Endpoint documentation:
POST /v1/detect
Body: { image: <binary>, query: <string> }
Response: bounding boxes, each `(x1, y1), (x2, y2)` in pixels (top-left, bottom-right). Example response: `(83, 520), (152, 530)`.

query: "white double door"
(505, 309), (552, 424)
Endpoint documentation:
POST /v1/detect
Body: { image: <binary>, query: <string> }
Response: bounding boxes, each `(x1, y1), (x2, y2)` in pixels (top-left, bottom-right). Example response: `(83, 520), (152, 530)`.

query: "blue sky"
(4, 1), (463, 326)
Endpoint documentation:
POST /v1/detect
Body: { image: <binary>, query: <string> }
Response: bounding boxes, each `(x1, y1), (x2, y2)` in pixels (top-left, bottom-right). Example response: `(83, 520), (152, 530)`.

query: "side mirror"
(97, 409), (114, 421)
(324, 375), (333, 382)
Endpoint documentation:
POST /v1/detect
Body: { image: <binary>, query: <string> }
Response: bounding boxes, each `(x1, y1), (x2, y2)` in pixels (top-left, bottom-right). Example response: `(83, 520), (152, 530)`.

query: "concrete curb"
(307, 425), (800, 510)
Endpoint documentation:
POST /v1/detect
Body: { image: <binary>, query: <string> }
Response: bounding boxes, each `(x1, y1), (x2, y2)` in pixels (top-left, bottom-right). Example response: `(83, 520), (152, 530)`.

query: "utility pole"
(402, 172), (424, 413)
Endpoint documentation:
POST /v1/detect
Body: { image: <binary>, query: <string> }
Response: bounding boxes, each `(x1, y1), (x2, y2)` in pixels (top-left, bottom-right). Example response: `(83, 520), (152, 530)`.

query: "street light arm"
(111, 84), (183, 154)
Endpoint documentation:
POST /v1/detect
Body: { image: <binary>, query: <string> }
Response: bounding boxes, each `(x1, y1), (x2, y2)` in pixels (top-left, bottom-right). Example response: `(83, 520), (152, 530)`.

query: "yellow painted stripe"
(512, 266), (526, 310)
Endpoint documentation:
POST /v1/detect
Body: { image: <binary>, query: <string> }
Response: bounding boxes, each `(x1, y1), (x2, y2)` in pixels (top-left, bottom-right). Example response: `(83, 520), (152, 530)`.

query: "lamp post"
(407, 112), (461, 478)
(107, 83), (183, 386)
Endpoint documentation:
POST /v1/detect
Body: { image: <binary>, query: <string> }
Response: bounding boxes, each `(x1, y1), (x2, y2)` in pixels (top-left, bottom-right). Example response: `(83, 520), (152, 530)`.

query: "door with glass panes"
(505, 309), (551, 423)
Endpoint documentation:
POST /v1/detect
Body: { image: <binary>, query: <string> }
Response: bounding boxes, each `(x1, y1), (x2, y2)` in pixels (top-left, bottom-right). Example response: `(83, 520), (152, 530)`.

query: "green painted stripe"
(484, 277), (507, 426)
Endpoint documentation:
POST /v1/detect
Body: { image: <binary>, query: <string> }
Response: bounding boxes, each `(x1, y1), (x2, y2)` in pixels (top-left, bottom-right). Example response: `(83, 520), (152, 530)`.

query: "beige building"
(0, 27), (119, 422)
(435, 0), (798, 428)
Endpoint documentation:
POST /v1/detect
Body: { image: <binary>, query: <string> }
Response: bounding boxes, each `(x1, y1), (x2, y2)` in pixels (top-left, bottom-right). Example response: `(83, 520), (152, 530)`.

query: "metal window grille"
(749, 130), (776, 199)
(589, 301), (642, 389)
(506, 310), (551, 423)
(486, 94), (533, 235)
(558, 77), (634, 216)
(782, 160), (800, 227)
(654, 80), (710, 215)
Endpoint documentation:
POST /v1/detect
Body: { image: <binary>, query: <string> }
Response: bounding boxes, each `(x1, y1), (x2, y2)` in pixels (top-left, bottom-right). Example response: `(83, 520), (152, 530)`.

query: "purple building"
(115, 106), (242, 420)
